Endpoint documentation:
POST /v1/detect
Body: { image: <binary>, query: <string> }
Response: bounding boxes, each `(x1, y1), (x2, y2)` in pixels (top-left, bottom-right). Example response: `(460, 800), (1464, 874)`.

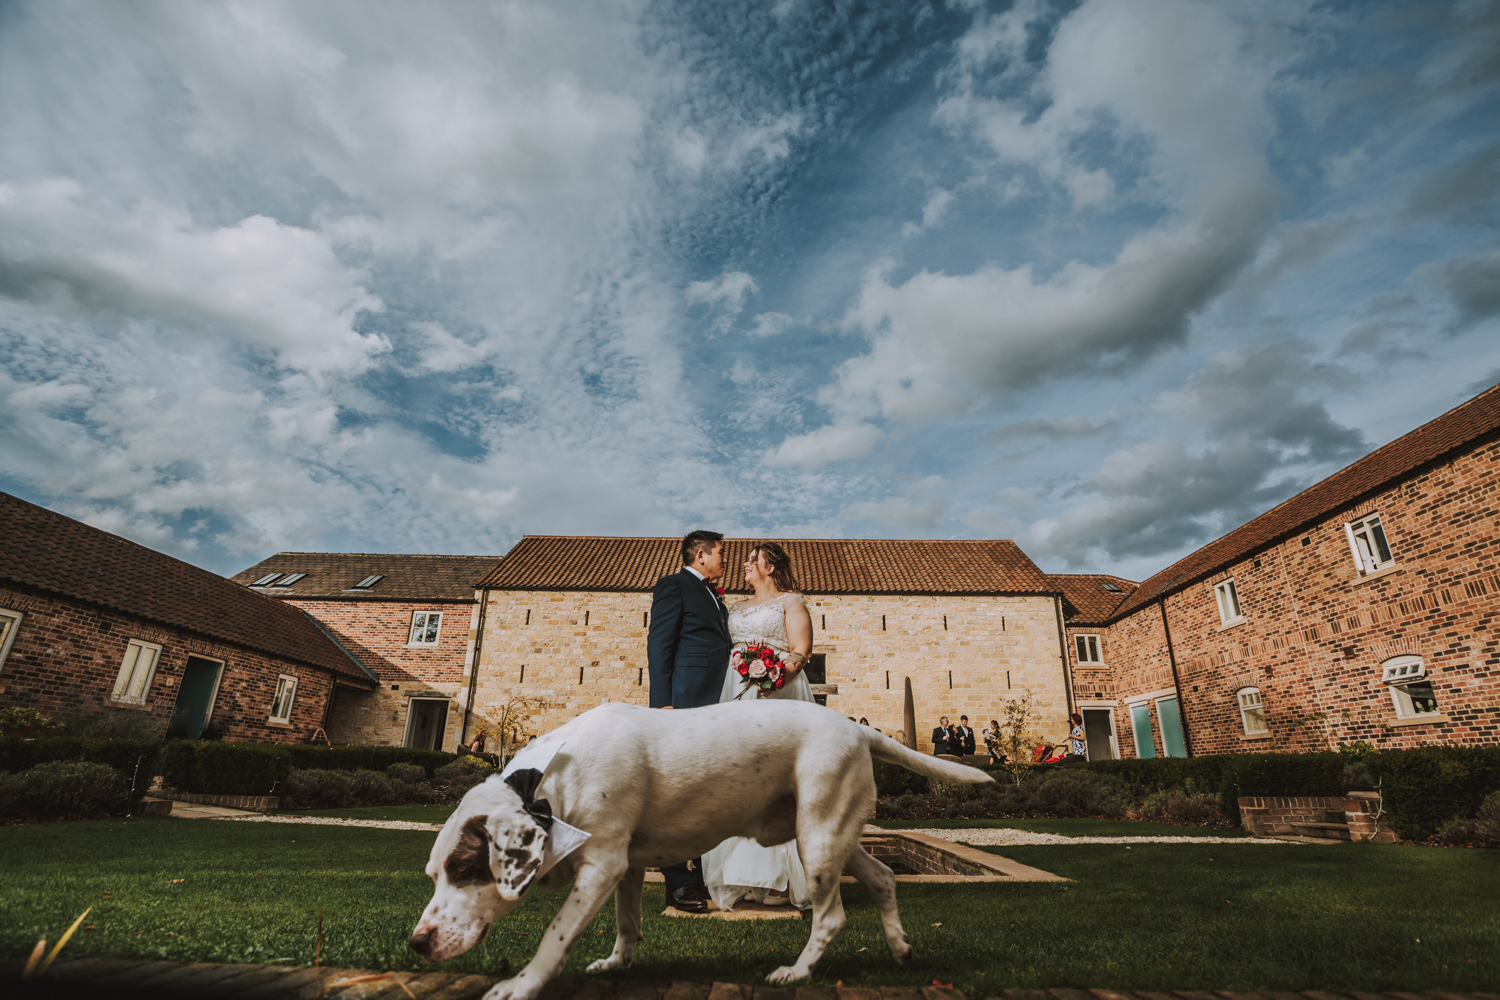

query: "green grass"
(869, 818), (1250, 838)
(287, 804), (457, 823)
(1, 818), (1496, 992)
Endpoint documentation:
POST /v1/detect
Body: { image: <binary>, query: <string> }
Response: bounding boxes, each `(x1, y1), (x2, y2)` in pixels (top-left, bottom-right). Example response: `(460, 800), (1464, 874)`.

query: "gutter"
(460, 587), (489, 746)
(1052, 593), (1076, 718)
(1157, 596), (1193, 756)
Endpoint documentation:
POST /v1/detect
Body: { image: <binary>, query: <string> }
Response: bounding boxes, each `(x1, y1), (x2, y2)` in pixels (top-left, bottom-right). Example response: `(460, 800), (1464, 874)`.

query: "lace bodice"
(728, 593), (803, 651)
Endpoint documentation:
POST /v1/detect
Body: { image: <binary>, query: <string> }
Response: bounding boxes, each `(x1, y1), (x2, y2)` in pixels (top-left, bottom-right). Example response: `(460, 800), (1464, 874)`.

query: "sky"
(1, 0), (1497, 582)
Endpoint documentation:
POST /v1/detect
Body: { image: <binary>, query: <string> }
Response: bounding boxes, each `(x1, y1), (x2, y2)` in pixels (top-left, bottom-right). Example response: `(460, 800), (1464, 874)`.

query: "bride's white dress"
(701, 592), (815, 911)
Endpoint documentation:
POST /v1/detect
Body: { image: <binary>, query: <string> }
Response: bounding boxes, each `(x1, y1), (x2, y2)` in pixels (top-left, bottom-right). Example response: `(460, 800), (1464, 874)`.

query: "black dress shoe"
(690, 884), (712, 902)
(668, 886), (708, 913)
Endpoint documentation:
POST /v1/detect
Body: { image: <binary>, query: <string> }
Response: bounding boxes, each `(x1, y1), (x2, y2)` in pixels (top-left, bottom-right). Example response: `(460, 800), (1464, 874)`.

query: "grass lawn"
(1, 817), (1496, 992)
(868, 818), (1249, 838)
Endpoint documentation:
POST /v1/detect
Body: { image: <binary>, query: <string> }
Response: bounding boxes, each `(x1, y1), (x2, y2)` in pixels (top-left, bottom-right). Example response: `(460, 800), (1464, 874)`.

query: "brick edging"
(153, 791), (280, 812)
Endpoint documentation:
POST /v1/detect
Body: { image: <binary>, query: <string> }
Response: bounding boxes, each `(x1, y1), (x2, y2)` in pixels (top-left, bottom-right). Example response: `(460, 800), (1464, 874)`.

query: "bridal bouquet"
(732, 644), (787, 698)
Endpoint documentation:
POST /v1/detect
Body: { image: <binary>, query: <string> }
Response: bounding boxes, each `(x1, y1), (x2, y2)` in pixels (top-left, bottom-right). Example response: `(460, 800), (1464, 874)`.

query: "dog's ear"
(489, 811), (548, 902)
(443, 814), (494, 888)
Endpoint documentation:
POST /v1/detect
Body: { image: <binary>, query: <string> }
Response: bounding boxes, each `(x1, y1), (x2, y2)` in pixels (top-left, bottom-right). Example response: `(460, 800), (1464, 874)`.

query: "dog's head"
(408, 776), (549, 962)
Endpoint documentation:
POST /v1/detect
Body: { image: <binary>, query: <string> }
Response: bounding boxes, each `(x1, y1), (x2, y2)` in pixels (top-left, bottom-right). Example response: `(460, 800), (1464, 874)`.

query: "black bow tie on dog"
(503, 768), (555, 831)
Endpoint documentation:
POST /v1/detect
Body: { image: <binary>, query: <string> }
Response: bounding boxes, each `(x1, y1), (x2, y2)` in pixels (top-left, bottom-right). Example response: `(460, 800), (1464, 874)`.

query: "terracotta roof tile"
(231, 552), (502, 601)
(1049, 574), (1138, 624)
(0, 492), (375, 684)
(1111, 382), (1500, 621)
(478, 536), (1054, 594)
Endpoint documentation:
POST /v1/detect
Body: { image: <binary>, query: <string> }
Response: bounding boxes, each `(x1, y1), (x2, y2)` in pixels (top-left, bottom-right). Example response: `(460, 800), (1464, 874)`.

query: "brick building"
(1097, 384), (1500, 757)
(0, 492), (377, 741)
(230, 553), (500, 750)
(458, 536), (1079, 752)
(1051, 573), (1138, 759)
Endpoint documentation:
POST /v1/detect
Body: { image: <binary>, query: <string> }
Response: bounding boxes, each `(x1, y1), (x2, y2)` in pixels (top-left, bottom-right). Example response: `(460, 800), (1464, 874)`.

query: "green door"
(166, 656), (221, 740)
(1157, 697), (1187, 757)
(1130, 703), (1156, 758)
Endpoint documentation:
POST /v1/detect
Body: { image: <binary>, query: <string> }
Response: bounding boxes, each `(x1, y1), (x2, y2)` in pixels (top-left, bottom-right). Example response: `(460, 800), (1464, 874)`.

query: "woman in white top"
(701, 541), (816, 910)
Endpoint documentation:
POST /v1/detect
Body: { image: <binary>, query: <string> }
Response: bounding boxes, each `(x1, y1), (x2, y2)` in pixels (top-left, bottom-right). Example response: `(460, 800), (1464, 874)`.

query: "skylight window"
(1098, 580), (1123, 593)
(352, 574), (384, 589)
(250, 573), (281, 587)
(275, 573), (306, 587)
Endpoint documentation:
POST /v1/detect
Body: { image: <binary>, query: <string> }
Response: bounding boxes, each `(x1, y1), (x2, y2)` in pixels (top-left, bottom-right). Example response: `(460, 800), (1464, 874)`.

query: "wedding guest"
(957, 715), (976, 756)
(983, 719), (1002, 765)
(931, 716), (953, 756)
(858, 717), (870, 726)
(1068, 712), (1087, 759)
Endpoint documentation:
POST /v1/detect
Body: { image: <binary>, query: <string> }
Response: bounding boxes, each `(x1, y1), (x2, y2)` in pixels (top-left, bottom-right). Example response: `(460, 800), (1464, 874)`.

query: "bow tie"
(504, 768), (555, 831)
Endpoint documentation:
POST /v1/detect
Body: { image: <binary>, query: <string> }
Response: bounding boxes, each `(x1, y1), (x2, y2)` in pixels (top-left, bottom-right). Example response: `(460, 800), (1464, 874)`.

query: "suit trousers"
(662, 858), (703, 895)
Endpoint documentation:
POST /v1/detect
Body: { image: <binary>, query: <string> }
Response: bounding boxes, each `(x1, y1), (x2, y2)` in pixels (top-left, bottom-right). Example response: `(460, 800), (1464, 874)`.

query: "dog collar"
(499, 735), (591, 875)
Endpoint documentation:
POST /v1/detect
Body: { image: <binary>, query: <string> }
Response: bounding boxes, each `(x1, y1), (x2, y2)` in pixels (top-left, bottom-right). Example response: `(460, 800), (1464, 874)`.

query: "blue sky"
(1, 0), (1496, 581)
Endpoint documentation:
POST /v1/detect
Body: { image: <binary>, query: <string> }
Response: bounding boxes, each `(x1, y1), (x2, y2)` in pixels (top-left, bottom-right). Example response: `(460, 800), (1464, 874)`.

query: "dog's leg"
(843, 845), (911, 966)
(585, 866), (644, 974)
(767, 840), (849, 984)
(482, 860), (623, 1000)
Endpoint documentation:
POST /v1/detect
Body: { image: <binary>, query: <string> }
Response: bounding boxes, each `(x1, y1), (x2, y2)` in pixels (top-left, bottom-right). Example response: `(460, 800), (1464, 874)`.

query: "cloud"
(747, 311), (795, 338)
(1024, 337), (1368, 565)
(903, 188), (954, 236)
(988, 415), (1118, 443)
(1424, 247), (1500, 324)
(842, 475), (950, 533)
(765, 421), (885, 469)
(686, 270), (758, 334)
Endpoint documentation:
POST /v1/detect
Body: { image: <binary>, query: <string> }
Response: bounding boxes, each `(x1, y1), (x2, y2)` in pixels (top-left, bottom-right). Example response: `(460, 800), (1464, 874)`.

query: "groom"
(647, 529), (730, 913)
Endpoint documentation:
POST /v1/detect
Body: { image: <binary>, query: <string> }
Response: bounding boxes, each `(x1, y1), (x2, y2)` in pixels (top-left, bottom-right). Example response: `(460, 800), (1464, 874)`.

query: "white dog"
(408, 700), (992, 1000)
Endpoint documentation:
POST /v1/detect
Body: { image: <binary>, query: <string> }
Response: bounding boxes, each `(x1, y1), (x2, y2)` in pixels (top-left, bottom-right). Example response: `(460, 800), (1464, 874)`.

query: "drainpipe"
(1157, 596), (1194, 757)
(1052, 594), (1076, 718)
(460, 588), (489, 747)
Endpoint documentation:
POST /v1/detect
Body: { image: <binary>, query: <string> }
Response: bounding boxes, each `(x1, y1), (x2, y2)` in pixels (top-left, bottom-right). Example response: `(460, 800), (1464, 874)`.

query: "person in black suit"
(956, 715), (976, 757)
(647, 529), (730, 912)
(931, 715), (953, 756)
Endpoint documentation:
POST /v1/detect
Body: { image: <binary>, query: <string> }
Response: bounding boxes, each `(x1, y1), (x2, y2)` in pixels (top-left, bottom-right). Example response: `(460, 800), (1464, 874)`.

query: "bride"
(701, 540), (816, 911)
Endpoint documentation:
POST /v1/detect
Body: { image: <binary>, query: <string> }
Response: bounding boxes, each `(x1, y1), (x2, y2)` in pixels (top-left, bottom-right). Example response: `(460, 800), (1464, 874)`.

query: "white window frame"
(111, 640), (163, 705)
(1345, 512), (1396, 576)
(1213, 578), (1243, 625)
(269, 674), (298, 724)
(1237, 686), (1268, 735)
(1381, 655), (1438, 719)
(249, 573), (281, 587)
(0, 608), (23, 672)
(1074, 633), (1103, 664)
(408, 610), (443, 647)
(274, 573), (306, 587)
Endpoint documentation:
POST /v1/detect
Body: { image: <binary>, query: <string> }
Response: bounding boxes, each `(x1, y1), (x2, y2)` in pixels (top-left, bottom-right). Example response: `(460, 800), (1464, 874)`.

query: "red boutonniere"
(714, 587), (725, 598)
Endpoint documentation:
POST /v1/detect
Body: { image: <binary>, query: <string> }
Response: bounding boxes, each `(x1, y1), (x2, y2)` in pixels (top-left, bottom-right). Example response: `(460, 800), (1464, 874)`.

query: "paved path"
(11, 957), (1494, 1000)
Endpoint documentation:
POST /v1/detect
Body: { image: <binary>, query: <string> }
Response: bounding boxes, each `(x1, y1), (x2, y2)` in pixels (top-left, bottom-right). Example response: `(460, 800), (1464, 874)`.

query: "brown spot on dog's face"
(519, 827), (536, 846)
(444, 815), (493, 887)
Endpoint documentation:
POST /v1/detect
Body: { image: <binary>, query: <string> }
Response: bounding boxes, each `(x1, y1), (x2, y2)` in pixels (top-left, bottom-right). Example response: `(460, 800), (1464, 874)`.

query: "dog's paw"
(766, 965), (810, 985)
(481, 977), (539, 1000)
(891, 931), (913, 967)
(586, 955), (630, 974)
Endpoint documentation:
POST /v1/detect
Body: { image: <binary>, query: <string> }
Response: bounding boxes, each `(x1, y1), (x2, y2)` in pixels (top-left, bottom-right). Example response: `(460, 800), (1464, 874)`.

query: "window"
(1099, 580), (1123, 593)
(1238, 687), (1268, 734)
(249, 573), (282, 587)
(1345, 513), (1395, 576)
(1382, 655), (1438, 719)
(1156, 696), (1188, 757)
(111, 640), (162, 705)
(351, 574), (383, 589)
(274, 573), (306, 587)
(409, 611), (442, 646)
(1213, 579), (1243, 625)
(269, 674), (298, 723)
(1074, 634), (1102, 663)
(0, 608), (23, 670)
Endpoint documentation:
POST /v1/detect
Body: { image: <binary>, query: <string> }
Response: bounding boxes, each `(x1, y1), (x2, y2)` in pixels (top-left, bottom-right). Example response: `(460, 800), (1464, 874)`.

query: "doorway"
(1156, 696), (1187, 757)
(1081, 708), (1116, 760)
(806, 653), (827, 706)
(404, 698), (450, 751)
(165, 655), (223, 740)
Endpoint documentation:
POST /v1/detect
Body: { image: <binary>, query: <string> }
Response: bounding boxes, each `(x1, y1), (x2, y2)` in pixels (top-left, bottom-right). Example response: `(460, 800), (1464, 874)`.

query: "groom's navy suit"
(647, 567), (731, 709)
(647, 566), (730, 898)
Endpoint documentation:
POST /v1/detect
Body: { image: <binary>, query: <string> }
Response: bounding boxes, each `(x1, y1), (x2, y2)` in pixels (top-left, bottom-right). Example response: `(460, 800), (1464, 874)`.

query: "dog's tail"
(866, 729), (994, 784)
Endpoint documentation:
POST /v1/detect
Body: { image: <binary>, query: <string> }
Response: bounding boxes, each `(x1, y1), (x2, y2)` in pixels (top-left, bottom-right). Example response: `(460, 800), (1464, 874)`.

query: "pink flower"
(748, 660), (768, 679)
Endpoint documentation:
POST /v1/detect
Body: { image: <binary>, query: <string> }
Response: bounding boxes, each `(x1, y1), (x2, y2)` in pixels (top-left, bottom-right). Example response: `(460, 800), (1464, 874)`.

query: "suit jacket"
(931, 725), (952, 754)
(957, 725), (976, 755)
(647, 568), (731, 709)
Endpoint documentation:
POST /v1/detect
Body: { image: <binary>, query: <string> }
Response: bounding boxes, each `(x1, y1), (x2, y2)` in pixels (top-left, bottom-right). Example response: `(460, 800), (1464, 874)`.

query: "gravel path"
(888, 826), (1301, 845)
(220, 814), (445, 832)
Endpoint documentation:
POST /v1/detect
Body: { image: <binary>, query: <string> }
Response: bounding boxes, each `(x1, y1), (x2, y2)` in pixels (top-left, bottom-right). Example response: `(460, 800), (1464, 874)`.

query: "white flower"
(748, 660), (768, 679)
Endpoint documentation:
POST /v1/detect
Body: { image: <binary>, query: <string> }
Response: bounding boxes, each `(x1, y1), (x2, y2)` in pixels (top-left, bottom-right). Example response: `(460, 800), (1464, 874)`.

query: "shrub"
(284, 744), (457, 777)
(0, 707), (63, 737)
(1366, 745), (1500, 841)
(872, 758), (929, 798)
(434, 756), (494, 800)
(1027, 769), (1133, 818)
(162, 741), (292, 796)
(1433, 790), (1500, 848)
(386, 762), (426, 783)
(0, 736), (161, 801)
(1139, 790), (1227, 827)
(350, 769), (396, 805)
(280, 769), (352, 810)
(21, 760), (127, 817)
(394, 779), (438, 804)
(0, 770), (23, 814)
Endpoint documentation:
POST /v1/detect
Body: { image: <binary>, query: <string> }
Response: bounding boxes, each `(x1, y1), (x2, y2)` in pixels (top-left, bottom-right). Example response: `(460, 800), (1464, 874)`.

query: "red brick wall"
(0, 584), (337, 742)
(1104, 436), (1500, 755)
(286, 598), (474, 748)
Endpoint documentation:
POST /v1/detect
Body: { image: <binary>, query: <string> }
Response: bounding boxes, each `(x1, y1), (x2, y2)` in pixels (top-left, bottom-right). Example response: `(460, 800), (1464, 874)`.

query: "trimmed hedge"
(282, 744), (458, 776)
(1365, 745), (1500, 840)
(0, 736), (160, 801)
(162, 741), (294, 796)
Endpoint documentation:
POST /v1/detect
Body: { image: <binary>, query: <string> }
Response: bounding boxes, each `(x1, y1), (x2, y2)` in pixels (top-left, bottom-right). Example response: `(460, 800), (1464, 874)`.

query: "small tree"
(483, 694), (548, 767)
(992, 691), (1042, 788)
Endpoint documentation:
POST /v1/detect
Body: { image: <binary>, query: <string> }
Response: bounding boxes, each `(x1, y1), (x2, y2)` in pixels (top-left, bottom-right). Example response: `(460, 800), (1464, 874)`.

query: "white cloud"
(748, 311), (796, 338)
(842, 475), (949, 533)
(765, 421), (885, 469)
(686, 270), (759, 335)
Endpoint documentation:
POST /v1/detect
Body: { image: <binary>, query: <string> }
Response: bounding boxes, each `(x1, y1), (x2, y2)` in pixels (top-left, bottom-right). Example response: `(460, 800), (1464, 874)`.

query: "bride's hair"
(750, 541), (802, 594)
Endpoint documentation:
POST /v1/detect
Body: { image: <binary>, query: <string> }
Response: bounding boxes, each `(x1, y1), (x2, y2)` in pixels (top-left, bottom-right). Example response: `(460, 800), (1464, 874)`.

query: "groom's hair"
(681, 530), (724, 566)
